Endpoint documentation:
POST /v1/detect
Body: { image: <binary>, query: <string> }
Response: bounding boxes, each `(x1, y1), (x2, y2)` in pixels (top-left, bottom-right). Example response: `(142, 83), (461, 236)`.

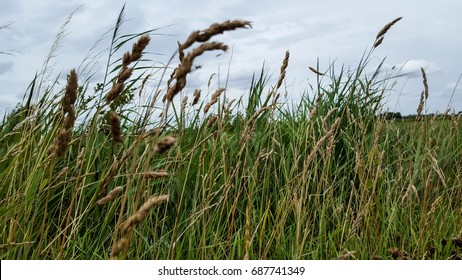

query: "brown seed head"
(106, 82), (125, 104)
(166, 42), (228, 102)
(309, 66), (324, 76)
(141, 170), (169, 179)
(117, 67), (133, 84)
(276, 50), (290, 90)
(154, 136), (176, 154)
(122, 195), (169, 235)
(96, 186), (124, 206)
(192, 89), (201, 105)
(206, 115), (218, 128)
(63, 69), (78, 112)
(108, 110), (124, 143)
(130, 34), (151, 62)
(376, 17), (402, 40)
(180, 20), (252, 51)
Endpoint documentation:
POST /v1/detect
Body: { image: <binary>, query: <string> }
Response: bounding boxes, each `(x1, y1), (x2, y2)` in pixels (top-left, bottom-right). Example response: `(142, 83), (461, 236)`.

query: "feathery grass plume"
(121, 195), (169, 235)
(48, 69), (78, 157)
(206, 115), (218, 128)
(192, 89), (201, 105)
(106, 35), (150, 104)
(96, 186), (124, 206)
(165, 42), (228, 102)
(179, 20), (252, 51)
(374, 17), (402, 48)
(129, 34), (150, 62)
(199, 149), (207, 167)
(276, 50), (290, 90)
(164, 20), (250, 103)
(417, 67), (429, 117)
(181, 95), (188, 110)
(107, 110), (123, 143)
(154, 136), (176, 154)
(141, 170), (169, 179)
(109, 238), (128, 260)
(309, 66), (324, 76)
(204, 88), (225, 114)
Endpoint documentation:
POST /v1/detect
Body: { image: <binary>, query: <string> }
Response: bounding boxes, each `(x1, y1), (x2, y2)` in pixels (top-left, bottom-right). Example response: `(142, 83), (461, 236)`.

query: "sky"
(1, 0), (461, 117)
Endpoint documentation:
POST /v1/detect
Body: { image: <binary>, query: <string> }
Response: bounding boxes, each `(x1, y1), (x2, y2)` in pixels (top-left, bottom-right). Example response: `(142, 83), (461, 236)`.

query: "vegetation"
(1, 9), (461, 260)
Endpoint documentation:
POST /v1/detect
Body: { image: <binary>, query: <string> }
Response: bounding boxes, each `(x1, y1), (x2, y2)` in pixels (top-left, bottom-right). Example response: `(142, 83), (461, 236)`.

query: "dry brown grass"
(96, 186), (124, 206)
(107, 110), (123, 143)
(374, 17), (402, 48)
(48, 69), (78, 157)
(204, 88), (225, 114)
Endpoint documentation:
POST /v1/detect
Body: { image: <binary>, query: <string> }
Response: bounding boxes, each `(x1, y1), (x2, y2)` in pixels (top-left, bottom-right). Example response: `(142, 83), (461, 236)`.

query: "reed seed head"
(166, 42), (228, 102)
(141, 170), (169, 179)
(374, 17), (402, 48)
(192, 89), (201, 105)
(154, 136), (176, 154)
(276, 50), (290, 90)
(309, 66), (324, 76)
(122, 195), (169, 235)
(376, 17), (403, 40)
(108, 110), (124, 143)
(180, 20), (252, 51)
(96, 186), (124, 206)
(130, 34), (151, 62)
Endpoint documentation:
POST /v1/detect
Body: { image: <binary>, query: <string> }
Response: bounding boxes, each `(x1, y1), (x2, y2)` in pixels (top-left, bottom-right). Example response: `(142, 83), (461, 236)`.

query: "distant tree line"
(378, 111), (462, 120)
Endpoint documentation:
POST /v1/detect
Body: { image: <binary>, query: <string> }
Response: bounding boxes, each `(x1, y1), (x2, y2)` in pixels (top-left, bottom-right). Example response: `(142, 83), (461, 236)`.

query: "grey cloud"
(391, 60), (441, 78)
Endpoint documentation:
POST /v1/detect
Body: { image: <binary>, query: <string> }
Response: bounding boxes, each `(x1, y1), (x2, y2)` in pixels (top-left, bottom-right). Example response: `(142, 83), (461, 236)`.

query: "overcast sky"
(1, 0), (461, 117)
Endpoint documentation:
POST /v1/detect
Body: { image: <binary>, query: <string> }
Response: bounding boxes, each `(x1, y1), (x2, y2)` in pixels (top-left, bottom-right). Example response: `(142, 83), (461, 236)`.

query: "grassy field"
(1, 11), (461, 260)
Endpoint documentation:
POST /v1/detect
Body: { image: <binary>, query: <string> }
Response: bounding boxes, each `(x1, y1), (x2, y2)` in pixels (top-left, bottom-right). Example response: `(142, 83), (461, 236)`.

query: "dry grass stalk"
(374, 17), (402, 48)
(122, 195), (169, 235)
(417, 67), (429, 117)
(206, 115), (218, 128)
(110, 238), (128, 260)
(48, 69), (78, 157)
(164, 20), (250, 103)
(179, 20), (252, 51)
(181, 96), (188, 110)
(106, 35), (150, 104)
(309, 66), (324, 76)
(154, 136), (176, 154)
(96, 186), (124, 206)
(199, 149), (207, 167)
(276, 50), (290, 90)
(130, 34), (150, 63)
(107, 110), (124, 143)
(246, 106), (273, 128)
(192, 89), (201, 105)
(166, 42), (228, 102)
(141, 170), (169, 179)
(204, 88), (225, 114)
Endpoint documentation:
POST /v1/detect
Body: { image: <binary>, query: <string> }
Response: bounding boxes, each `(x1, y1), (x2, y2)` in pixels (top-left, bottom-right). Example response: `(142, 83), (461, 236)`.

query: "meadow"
(1, 9), (461, 260)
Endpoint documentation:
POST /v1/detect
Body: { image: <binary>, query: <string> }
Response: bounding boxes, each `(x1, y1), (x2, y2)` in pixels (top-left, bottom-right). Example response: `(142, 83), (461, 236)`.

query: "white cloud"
(0, 61), (14, 75)
(391, 59), (440, 78)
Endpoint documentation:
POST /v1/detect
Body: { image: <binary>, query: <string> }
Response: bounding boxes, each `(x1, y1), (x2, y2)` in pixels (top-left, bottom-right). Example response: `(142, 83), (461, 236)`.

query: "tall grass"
(1, 11), (461, 260)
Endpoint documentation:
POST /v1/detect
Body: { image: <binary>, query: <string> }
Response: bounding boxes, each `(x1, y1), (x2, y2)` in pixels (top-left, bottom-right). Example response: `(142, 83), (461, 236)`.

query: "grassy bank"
(1, 10), (461, 260)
